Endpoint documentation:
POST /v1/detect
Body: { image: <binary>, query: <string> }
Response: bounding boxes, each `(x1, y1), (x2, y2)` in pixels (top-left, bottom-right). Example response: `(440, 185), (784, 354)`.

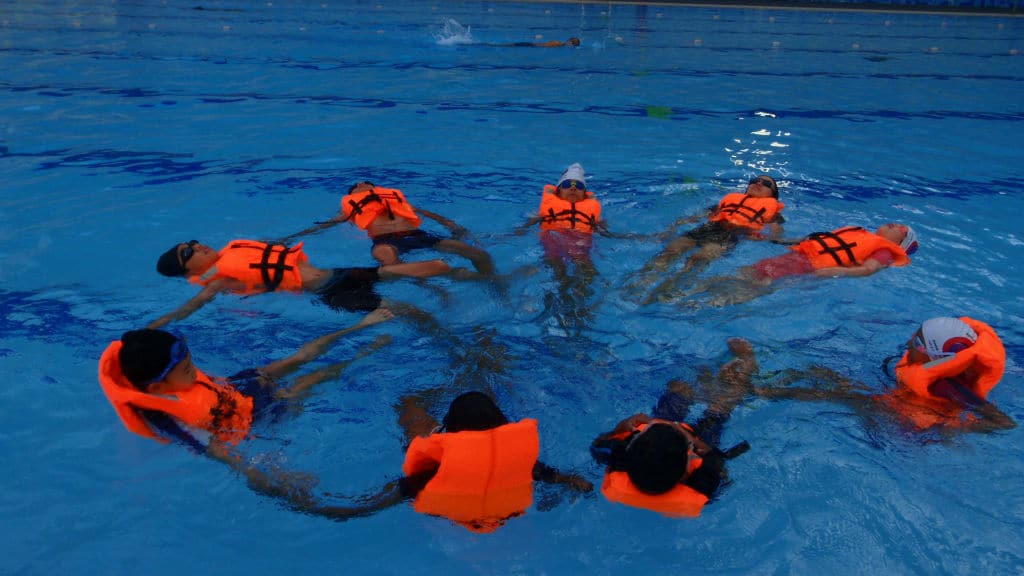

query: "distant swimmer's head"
(119, 329), (195, 391)
(899, 225), (918, 255)
(568, 37), (581, 47)
(156, 240), (216, 277)
(876, 223), (918, 255)
(910, 317), (977, 362)
(556, 163), (588, 201)
(442, 391), (508, 432)
(347, 181), (375, 194)
(625, 422), (691, 494)
(747, 175), (779, 199)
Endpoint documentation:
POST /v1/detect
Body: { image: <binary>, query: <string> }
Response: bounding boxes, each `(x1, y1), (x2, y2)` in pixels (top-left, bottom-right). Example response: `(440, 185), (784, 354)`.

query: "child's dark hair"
(625, 423), (690, 494)
(118, 329), (178, 390)
(156, 244), (188, 277)
(442, 391), (508, 432)
(347, 181), (375, 194)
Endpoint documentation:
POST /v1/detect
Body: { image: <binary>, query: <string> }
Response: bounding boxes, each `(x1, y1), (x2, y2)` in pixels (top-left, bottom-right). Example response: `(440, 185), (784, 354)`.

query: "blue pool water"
(2, 1), (1023, 574)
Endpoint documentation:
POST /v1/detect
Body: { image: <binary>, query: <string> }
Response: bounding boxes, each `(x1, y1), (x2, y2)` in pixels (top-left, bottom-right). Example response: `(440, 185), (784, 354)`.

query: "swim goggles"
(558, 179), (586, 191)
(178, 240), (200, 266)
(146, 333), (191, 385)
(749, 177), (778, 194)
(910, 331), (928, 356)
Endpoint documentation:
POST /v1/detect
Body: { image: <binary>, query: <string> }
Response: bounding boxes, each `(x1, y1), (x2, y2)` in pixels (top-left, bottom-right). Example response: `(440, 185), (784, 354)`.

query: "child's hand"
(566, 474), (594, 492)
(615, 413), (651, 434)
(449, 224), (469, 238)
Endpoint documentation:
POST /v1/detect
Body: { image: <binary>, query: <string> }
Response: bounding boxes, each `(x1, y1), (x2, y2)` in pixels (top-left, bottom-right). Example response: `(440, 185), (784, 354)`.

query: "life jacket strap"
(806, 226), (863, 267)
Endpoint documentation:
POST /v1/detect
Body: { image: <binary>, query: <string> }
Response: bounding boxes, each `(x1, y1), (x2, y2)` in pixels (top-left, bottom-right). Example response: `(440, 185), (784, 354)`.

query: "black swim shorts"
(230, 368), (288, 424)
(315, 267), (383, 312)
(683, 221), (741, 247)
(371, 229), (445, 254)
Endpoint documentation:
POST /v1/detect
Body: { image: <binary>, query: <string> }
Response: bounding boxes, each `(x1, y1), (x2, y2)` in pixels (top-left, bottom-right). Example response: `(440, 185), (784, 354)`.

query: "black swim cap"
(442, 391), (508, 432)
(156, 244), (187, 277)
(119, 329), (179, 389)
(625, 423), (690, 494)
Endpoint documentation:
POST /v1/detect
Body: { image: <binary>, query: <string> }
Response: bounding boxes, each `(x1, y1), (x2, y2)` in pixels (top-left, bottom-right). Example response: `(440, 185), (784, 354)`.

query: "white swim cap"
(918, 317), (976, 360)
(901, 225), (919, 255)
(557, 163), (587, 188)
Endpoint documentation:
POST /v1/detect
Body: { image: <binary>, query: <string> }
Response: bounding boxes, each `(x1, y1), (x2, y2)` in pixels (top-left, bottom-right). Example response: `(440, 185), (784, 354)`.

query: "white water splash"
(433, 18), (473, 46)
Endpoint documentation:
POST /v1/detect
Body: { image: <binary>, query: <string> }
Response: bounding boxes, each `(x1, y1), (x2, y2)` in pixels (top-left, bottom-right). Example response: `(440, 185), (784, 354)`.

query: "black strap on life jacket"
(804, 226), (864, 267)
(198, 379), (241, 433)
(542, 205), (598, 230)
(722, 440), (750, 459)
(229, 241), (297, 292)
(718, 196), (767, 224)
(345, 190), (382, 218)
(346, 189), (405, 221)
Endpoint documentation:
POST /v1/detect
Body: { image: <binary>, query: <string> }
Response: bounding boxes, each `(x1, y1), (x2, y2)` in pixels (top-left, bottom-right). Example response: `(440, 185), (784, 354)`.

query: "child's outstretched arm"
(533, 461), (593, 492)
(276, 214), (349, 245)
(752, 366), (873, 406)
(813, 257), (886, 279)
(514, 215), (544, 235)
(306, 478), (412, 521)
(965, 401), (1017, 433)
(207, 440), (320, 511)
(146, 280), (237, 329)
(655, 206), (715, 241)
(416, 207), (469, 239)
(595, 220), (660, 241)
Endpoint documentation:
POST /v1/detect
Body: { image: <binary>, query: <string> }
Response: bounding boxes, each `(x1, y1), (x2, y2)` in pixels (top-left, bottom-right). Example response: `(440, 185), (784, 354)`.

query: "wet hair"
(156, 244), (187, 277)
(347, 181), (375, 194)
(118, 329), (179, 390)
(442, 391), (508, 432)
(758, 175), (779, 199)
(625, 423), (690, 494)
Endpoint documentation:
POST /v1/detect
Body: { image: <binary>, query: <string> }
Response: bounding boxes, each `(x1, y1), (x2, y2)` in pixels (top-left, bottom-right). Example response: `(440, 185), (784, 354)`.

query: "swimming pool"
(2, 0), (1022, 573)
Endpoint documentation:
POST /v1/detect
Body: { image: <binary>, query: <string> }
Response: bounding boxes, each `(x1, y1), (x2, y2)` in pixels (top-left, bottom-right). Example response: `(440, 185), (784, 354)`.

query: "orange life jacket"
(538, 185), (602, 233)
(887, 317), (1006, 429)
(402, 419), (540, 533)
(599, 420), (710, 517)
(189, 240), (308, 294)
(340, 187), (422, 230)
(793, 226), (910, 269)
(708, 193), (785, 232)
(98, 341), (253, 445)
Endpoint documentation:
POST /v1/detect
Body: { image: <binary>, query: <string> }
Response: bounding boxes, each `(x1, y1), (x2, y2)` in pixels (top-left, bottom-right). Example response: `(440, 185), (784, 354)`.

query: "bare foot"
(727, 337), (754, 358)
(361, 307), (395, 326)
(666, 379), (696, 402)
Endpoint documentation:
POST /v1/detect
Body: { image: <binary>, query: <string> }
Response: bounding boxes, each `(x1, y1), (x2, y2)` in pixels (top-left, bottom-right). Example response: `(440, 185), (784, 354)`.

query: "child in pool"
(753, 316), (1015, 436)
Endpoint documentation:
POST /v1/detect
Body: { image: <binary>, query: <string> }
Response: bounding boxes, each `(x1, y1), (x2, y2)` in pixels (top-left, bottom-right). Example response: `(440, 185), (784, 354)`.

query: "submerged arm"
(595, 220), (651, 240)
(276, 214), (347, 245)
(514, 215), (544, 235)
(752, 366), (875, 414)
(207, 440), (320, 510)
(416, 207), (469, 239)
(963, 401), (1017, 433)
(655, 207), (714, 240)
(147, 282), (227, 329)
(814, 257), (885, 278)
(533, 460), (593, 492)
(309, 469), (435, 521)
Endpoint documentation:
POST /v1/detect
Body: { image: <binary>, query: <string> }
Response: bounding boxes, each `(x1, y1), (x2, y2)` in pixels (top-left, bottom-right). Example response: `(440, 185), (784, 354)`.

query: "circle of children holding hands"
(98, 163), (1015, 532)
